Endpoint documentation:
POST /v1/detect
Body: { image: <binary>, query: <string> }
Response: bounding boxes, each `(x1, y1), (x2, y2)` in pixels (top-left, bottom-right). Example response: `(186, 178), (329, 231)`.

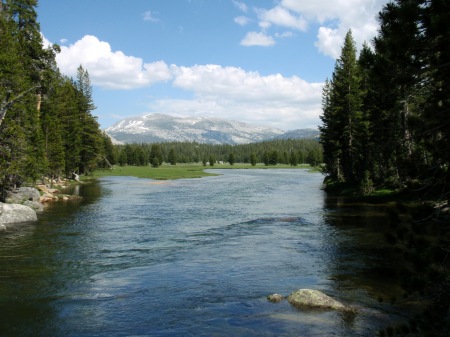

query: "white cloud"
(240, 31), (275, 47)
(256, 6), (307, 31)
(239, 0), (388, 57)
(234, 16), (250, 26)
(278, 0), (388, 58)
(315, 27), (343, 60)
(55, 35), (172, 89)
(232, 0), (248, 13)
(164, 64), (323, 129)
(143, 10), (160, 22)
(41, 33), (52, 48)
(275, 31), (294, 38)
(53, 35), (323, 129)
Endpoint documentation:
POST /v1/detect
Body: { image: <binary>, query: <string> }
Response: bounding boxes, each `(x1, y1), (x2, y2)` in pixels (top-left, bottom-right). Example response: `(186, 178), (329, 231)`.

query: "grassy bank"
(90, 163), (313, 180)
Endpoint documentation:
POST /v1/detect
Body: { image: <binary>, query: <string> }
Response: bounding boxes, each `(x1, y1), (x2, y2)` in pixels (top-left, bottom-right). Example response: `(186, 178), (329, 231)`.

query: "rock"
(0, 202), (37, 225)
(267, 294), (285, 302)
(23, 200), (44, 213)
(287, 289), (351, 312)
(5, 187), (41, 204)
(40, 193), (57, 203)
(37, 184), (49, 193)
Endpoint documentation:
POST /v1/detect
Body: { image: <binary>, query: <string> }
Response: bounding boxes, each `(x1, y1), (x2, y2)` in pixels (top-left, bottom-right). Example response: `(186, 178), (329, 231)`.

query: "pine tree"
(319, 78), (341, 180)
(228, 153), (235, 165)
(250, 153), (257, 166)
(168, 148), (176, 165)
(320, 30), (363, 183)
(149, 144), (163, 166)
(0, 0), (45, 192)
(420, 0), (450, 196)
(75, 66), (103, 174)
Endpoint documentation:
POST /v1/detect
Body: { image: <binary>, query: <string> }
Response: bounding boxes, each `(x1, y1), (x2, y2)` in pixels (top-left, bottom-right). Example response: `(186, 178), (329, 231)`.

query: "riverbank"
(0, 182), (82, 226)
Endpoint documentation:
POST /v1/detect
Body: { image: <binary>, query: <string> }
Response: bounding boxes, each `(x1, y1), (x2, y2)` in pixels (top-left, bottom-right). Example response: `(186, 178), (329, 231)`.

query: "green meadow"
(91, 163), (313, 180)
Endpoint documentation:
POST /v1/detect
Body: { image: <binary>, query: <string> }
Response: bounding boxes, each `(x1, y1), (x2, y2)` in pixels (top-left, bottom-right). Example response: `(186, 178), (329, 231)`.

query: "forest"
(0, 0), (112, 201)
(107, 138), (323, 168)
(320, 0), (449, 199)
(320, 0), (449, 334)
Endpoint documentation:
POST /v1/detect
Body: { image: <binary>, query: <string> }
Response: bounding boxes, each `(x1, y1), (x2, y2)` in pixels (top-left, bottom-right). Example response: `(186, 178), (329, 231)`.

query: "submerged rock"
(0, 203), (37, 225)
(267, 294), (285, 302)
(287, 289), (350, 311)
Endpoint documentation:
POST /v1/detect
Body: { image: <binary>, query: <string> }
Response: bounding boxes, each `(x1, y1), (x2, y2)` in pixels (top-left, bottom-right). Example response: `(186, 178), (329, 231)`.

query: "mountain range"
(105, 113), (319, 145)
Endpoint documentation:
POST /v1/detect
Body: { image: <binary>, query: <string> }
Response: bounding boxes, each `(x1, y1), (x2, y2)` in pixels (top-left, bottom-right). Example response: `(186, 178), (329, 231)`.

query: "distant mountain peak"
(105, 113), (319, 144)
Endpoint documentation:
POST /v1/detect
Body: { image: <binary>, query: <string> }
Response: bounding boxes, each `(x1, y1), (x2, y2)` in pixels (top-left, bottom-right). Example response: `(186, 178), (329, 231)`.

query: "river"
(0, 169), (416, 336)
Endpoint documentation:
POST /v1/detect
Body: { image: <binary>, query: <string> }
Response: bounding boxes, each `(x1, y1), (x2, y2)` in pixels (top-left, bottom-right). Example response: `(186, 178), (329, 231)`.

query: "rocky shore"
(0, 183), (80, 227)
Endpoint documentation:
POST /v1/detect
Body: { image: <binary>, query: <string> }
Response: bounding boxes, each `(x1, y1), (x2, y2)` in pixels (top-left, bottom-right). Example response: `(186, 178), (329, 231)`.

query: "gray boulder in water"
(287, 289), (350, 311)
(0, 203), (37, 225)
(268, 289), (354, 313)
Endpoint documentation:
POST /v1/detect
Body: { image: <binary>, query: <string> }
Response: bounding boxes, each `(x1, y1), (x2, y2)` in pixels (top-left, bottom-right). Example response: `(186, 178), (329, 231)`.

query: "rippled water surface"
(0, 169), (414, 336)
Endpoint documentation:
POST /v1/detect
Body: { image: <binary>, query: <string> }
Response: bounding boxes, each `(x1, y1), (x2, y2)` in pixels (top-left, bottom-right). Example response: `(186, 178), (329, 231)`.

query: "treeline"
(320, 0), (449, 197)
(320, 1), (449, 334)
(0, 0), (111, 200)
(104, 138), (323, 167)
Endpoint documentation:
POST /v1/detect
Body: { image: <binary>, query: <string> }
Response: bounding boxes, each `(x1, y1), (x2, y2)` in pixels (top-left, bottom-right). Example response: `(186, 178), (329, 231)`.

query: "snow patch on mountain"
(105, 113), (318, 144)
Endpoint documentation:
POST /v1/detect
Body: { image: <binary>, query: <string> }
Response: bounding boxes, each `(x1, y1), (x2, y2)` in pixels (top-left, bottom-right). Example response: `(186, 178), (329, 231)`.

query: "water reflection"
(321, 195), (420, 331)
(0, 181), (103, 337)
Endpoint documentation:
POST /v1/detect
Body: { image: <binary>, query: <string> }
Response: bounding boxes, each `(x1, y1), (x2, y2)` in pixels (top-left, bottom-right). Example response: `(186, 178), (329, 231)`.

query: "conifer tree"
(250, 153), (257, 166)
(320, 30), (363, 183)
(168, 148), (176, 165)
(228, 153), (235, 165)
(149, 144), (163, 166)
(75, 66), (103, 174)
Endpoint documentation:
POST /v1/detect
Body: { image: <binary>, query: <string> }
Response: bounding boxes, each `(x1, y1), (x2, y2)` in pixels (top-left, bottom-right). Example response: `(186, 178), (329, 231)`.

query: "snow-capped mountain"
(105, 113), (318, 144)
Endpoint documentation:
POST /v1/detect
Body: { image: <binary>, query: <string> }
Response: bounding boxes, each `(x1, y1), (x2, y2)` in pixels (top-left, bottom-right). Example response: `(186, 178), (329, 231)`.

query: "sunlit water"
(1, 169), (415, 336)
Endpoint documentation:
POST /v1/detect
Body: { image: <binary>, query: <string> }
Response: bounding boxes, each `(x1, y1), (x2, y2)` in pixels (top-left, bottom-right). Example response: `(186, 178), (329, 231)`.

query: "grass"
(90, 163), (314, 180)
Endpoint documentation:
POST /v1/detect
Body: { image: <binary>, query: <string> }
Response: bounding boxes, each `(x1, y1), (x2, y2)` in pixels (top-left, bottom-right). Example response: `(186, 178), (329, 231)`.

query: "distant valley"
(105, 113), (319, 145)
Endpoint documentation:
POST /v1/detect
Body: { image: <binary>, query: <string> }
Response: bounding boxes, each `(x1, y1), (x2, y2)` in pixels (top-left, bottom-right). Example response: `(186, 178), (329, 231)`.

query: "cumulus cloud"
(237, 0), (388, 57)
(240, 32), (275, 47)
(56, 35), (172, 89)
(164, 64), (323, 129)
(256, 6), (307, 31)
(232, 0), (248, 13)
(53, 35), (323, 129)
(41, 33), (52, 48)
(278, 0), (387, 57)
(234, 16), (250, 26)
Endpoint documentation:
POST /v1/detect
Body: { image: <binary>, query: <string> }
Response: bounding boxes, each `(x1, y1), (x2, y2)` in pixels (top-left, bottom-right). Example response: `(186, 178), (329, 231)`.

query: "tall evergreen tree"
(320, 30), (363, 183)
(149, 144), (163, 166)
(167, 148), (176, 165)
(75, 65), (103, 174)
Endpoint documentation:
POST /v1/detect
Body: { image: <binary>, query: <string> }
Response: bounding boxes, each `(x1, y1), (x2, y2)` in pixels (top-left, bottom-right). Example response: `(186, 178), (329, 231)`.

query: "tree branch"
(0, 85), (41, 127)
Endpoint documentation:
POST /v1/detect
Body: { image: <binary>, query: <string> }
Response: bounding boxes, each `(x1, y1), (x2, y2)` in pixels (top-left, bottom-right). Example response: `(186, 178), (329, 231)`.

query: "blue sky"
(37, 0), (389, 131)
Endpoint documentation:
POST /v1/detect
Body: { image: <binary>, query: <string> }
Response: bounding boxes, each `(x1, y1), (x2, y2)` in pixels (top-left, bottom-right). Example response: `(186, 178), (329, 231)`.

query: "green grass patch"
(91, 164), (217, 180)
(90, 163), (314, 180)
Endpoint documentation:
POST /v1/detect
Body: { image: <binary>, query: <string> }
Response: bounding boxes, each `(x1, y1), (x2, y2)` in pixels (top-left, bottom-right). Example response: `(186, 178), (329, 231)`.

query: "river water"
(0, 169), (416, 336)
